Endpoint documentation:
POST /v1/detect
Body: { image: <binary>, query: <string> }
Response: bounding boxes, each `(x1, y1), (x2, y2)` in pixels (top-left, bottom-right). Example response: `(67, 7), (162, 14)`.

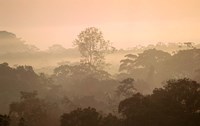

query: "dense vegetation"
(1, 78), (200, 126)
(1, 28), (200, 126)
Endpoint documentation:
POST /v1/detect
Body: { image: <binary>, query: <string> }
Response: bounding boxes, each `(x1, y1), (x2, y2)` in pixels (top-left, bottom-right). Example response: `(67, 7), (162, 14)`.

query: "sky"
(0, 0), (200, 50)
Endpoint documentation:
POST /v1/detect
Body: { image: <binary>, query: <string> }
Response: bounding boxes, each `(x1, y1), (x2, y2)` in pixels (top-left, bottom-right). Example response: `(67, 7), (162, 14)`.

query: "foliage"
(9, 91), (48, 126)
(60, 107), (102, 126)
(74, 27), (111, 68)
(99, 113), (121, 126)
(119, 78), (200, 126)
(118, 48), (200, 93)
(0, 115), (10, 126)
(116, 78), (136, 99)
(61, 107), (121, 126)
(0, 63), (53, 114)
(53, 63), (110, 81)
(119, 49), (171, 73)
(1, 41), (200, 126)
(51, 63), (116, 111)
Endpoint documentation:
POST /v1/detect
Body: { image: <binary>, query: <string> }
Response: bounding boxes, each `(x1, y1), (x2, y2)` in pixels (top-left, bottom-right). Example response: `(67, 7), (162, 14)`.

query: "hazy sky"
(0, 0), (200, 50)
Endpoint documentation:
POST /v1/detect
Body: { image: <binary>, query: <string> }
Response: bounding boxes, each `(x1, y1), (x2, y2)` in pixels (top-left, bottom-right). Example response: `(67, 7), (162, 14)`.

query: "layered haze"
(0, 0), (200, 50)
(1, 1), (200, 126)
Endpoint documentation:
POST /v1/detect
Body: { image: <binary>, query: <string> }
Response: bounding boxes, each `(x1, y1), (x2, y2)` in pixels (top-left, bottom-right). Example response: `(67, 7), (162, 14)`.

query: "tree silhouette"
(0, 115), (10, 126)
(99, 113), (121, 126)
(118, 78), (200, 126)
(116, 78), (136, 99)
(74, 27), (110, 69)
(0, 63), (51, 114)
(9, 91), (48, 126)
(60, 107), (102, 126)
(18, 118), (26, 126)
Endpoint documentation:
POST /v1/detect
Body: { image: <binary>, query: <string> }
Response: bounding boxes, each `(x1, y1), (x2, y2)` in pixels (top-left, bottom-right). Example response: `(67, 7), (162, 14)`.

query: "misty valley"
(0, 28), (200, 126)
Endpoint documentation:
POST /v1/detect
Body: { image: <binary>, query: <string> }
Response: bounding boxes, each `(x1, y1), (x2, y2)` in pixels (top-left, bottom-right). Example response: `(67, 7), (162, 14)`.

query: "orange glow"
(0, 0), (200, 49)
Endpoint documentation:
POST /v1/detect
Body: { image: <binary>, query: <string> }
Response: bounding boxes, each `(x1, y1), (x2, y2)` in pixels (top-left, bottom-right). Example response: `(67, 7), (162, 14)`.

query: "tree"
(60, 107), (102, 126)
(9, 91), (48, 126)
(18, 118), (26, 126)
(74, 27), (110, 68)
(118, 49), (172, 93)
(0, 63), (50, 114)
(118, 93), (150, 126)
(116, 78), (136, 99)
(159, 78), (200, 114)
(0, 115), (10, 126)
(119, 49), (171, 75)
(150, 78), (200, 126)
(60, 107), (122, 126)
(99, 113), (121, 126)
(53, 63), (110, 82)
(118, 78), (200, 126)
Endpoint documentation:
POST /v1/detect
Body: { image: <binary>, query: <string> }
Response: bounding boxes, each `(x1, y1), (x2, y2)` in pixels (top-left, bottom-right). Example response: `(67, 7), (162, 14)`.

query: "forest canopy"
(1, 28), (200, 126)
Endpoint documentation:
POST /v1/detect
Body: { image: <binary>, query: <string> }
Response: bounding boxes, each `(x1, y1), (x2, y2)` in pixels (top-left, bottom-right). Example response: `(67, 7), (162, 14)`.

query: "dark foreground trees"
(119, 78), (200, 126)
(0, 63), (51, 114)
(60, 107), (101, 126)
(60, 107), (120, 126)
(1, 78), (199, 126)
(0, 115), (10, 126)
(60, 78), (200, 126)
(9, 91), (51, 126)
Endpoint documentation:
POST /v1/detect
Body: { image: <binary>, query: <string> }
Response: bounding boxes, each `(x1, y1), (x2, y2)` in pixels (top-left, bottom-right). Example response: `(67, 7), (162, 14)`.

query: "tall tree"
(74, 27), (110, 68)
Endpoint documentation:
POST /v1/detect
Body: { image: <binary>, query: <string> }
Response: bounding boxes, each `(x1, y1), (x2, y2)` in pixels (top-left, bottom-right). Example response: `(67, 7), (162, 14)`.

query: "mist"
(1, 29), (200, 126)
(1, 0), (200, 126)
